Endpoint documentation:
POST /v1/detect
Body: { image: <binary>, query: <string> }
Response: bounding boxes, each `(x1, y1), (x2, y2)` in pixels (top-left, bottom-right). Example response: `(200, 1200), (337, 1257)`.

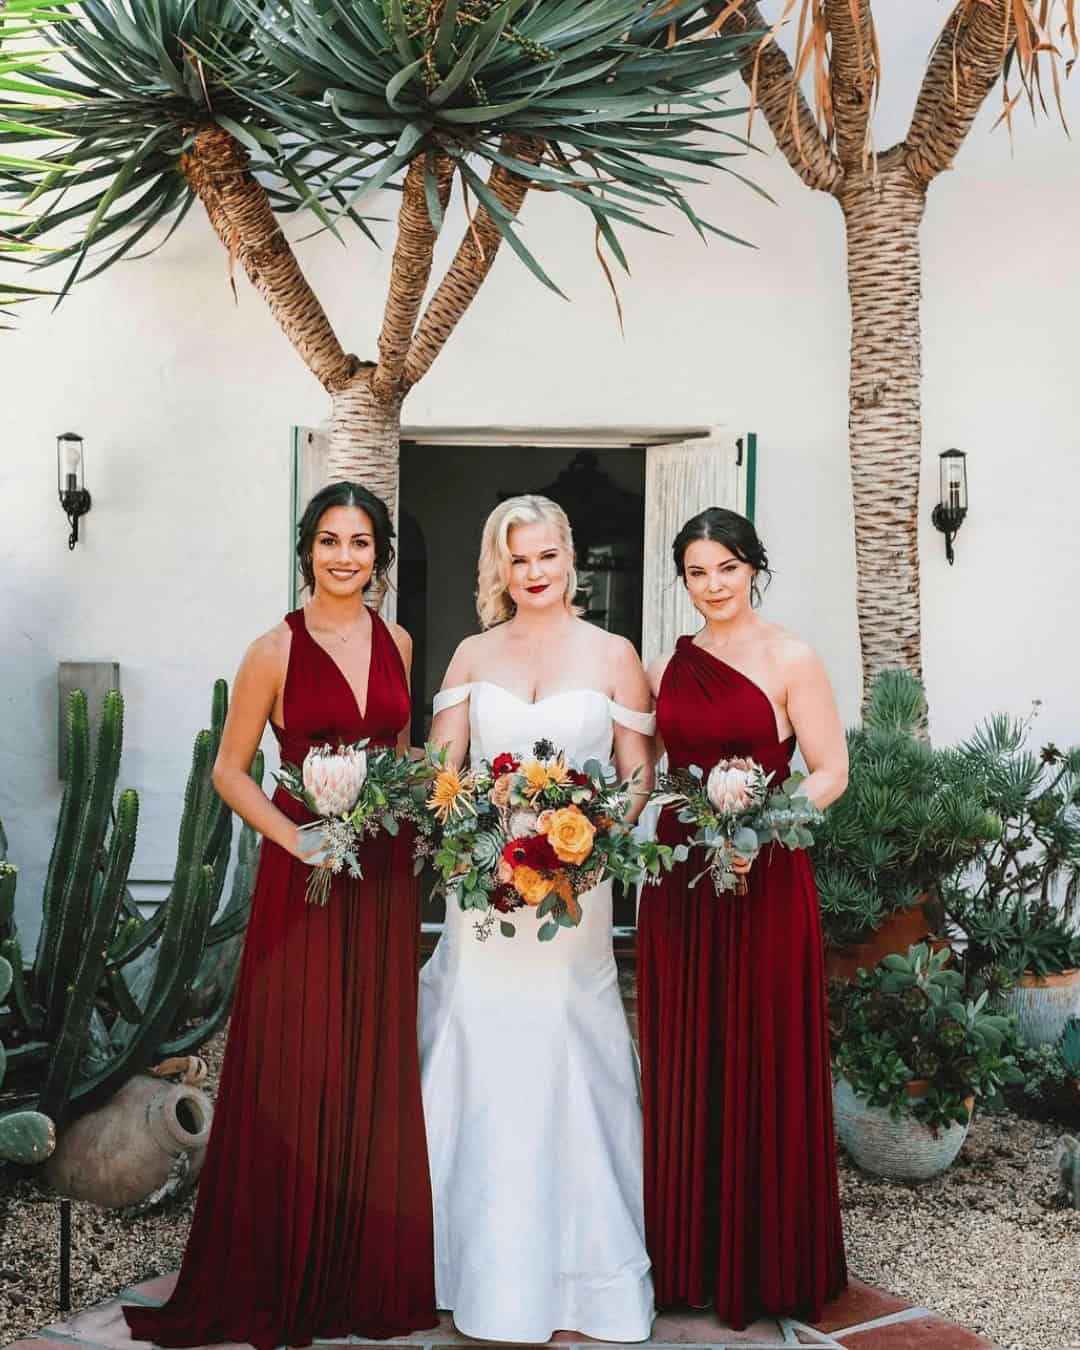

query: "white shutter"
(641, 430), (748, 667)
(289, 425), (398, 621)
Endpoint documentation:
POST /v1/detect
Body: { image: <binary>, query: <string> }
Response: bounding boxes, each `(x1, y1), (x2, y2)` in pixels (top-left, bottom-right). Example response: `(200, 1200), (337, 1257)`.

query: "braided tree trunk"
(839, 160), (928, 686)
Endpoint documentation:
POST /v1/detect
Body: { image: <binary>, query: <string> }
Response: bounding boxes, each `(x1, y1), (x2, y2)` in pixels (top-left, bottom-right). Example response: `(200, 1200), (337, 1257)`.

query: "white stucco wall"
(1, 7), (1077, 938)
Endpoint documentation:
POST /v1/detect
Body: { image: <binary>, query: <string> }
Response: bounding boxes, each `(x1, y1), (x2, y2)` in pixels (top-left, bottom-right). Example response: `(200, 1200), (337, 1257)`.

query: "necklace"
(309, 609), (368, 645)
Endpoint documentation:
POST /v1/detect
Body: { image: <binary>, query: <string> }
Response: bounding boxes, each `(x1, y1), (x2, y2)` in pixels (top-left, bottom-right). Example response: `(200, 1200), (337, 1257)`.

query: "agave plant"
(1, 0), (761, 587)
(0, 0), (74, 318)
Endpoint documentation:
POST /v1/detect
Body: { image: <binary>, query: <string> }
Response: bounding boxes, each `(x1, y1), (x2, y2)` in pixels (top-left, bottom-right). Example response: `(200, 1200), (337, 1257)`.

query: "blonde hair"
(476, 495), (579, 629)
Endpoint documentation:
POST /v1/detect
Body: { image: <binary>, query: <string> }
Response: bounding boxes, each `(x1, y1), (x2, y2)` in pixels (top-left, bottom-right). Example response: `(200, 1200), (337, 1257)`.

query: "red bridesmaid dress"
(124, 608), (437, 1349)
(638, 635), (846, 1329)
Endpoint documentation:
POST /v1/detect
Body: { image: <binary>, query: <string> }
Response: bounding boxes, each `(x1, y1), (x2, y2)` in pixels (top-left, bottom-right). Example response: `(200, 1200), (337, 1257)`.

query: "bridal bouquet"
(655, 758), (821, 896)
(275, 741), (433, 904)
(425, 738), (653, 942)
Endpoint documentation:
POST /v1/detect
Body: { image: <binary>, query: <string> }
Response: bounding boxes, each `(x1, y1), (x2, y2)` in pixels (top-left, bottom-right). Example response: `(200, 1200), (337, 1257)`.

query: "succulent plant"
(1059, 1017), (1080, 1079)
(0, 948), (55, 1165)
(0, 682), (260, 1144)
(830, 943), (1025, 1132)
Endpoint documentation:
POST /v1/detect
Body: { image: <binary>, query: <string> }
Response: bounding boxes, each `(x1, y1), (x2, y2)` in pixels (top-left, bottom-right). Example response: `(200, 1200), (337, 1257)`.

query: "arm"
(427, 637), (474, 770)
(784, 643), (849, 810)
(645, 651), (671, 762)
(387, 621), (414, 751)
(211, 630), (313, 859)
(611, 638), (655, 825)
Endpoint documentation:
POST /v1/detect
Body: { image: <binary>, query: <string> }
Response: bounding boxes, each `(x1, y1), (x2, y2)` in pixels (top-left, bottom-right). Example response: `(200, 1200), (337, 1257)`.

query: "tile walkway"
(3, 1275), (999, 1350)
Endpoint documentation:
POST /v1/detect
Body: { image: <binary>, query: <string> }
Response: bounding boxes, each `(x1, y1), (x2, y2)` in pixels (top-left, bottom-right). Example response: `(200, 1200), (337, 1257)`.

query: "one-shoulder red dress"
(124, 608), (437, 1349)
(638, 635), (846, 1330)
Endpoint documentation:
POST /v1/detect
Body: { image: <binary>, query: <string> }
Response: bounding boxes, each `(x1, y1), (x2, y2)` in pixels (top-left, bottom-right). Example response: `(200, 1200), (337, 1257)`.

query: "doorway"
(398, 441), (647, 741)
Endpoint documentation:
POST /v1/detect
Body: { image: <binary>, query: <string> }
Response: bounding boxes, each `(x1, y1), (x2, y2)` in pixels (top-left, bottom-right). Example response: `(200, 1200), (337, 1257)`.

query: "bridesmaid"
(124, 482), (437, 1348)
(640, 506), (848, 1330)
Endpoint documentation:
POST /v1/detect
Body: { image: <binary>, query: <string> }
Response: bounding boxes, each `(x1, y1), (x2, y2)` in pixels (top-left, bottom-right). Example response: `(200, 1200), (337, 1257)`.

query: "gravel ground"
(2, 1035), (1078, 1350)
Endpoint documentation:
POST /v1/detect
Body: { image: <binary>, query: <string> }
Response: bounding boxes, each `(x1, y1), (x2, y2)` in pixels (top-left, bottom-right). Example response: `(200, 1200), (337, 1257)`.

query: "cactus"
(0, 951), (56, 1165)
(1057, 1135), (1080, 1208)
(0, 680), (259, 1151)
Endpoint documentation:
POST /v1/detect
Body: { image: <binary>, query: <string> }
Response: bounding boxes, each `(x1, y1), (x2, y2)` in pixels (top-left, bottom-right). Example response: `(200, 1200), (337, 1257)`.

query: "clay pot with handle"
(44, 1071), (213, 1209)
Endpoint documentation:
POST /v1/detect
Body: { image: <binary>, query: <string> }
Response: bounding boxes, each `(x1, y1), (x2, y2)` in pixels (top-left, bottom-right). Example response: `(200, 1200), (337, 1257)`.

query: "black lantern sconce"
(57, 432), (92, 550)
(931, 447), (967, 566)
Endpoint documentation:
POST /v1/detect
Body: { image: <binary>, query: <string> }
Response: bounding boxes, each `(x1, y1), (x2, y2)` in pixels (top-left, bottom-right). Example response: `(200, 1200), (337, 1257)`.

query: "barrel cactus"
(0, 682), (260, 1145)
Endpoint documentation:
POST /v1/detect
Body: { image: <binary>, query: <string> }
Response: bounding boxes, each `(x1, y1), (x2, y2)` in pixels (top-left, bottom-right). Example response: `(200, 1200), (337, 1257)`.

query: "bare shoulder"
(591, 625), (642, 670)
(646, 649), (674, 698)
(233, 621), (290, 703)
(442, 629), (491, 685)
(245, 620), (291, 672)
(771, 628), (826, 681)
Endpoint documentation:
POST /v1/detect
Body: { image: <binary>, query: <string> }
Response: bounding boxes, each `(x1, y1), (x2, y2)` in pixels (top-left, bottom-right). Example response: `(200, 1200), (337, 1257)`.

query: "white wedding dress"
(419, 680), (656, 1344)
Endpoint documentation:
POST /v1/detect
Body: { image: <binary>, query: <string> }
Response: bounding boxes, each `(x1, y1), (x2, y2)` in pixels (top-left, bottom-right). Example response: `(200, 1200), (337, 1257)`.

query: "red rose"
(491, 884), (525, 914)
(492, 753), (520, 777)
(501, 833), (559, 872)
(567, 769), (591, 788)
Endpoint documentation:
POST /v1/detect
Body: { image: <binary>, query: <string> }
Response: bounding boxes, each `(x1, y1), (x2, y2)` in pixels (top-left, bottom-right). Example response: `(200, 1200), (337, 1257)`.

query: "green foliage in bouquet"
(812, 672), (1001, 949)
(658, 760), (820, 895)
(0, 682), (261, 1142)
(829, 943), (1024, 1133)
(941, 709), (1080, 990)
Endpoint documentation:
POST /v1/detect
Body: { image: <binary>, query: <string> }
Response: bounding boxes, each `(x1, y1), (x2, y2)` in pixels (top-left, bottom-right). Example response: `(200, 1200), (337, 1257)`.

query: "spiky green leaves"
(240, 0), (761, 287)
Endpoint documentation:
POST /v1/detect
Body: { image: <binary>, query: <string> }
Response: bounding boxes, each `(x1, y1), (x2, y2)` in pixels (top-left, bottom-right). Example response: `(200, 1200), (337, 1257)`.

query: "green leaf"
(537, 920), (558, 942)
(499, 920), (515, 938)
(458, 161), (566, 298)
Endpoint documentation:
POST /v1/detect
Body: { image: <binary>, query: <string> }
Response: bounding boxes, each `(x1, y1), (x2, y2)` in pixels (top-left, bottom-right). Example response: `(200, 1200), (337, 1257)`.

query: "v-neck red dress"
(638, 636), (846, 1330)
(124, 608), (436, 1349)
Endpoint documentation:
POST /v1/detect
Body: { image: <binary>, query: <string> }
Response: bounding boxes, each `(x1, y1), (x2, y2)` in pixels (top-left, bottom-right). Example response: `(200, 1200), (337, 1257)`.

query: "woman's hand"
(288, 825), (331, 867)
(730, 852), (753, 876)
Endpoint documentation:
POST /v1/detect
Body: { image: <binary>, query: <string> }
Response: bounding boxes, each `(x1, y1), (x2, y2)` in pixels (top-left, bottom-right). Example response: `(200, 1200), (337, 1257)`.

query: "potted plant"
(1061, 1017), (1080, 1108)
(829, 944), (1023, 1181)
(944, 713), (1080, 1047)
(813, 672), (1000, 977)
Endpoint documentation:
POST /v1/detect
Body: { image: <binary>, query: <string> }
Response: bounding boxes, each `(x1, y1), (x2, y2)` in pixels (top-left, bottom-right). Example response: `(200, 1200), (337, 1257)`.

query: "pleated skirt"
(638, 827), (846, 1330)
(124, 826), (437, 1349)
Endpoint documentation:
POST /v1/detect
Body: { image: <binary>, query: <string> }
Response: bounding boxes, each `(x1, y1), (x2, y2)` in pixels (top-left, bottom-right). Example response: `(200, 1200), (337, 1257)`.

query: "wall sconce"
(931, 447), (967, 566)
(57, 432), (91, 550)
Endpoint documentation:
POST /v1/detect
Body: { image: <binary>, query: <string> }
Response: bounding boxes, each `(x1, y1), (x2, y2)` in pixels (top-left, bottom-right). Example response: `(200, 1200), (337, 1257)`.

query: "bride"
(420, 494), (656, 1343)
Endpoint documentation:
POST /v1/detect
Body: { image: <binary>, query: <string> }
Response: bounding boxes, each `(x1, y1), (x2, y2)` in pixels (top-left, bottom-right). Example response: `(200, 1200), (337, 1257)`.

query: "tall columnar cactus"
(0, 682), (260, 1143)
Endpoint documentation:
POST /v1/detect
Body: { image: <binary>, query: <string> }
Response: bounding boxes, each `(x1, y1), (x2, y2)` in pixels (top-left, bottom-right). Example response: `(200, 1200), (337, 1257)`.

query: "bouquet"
(275, 740), (433, 904)
(425, 738), (657, 942)
(655, 758), (821, 895)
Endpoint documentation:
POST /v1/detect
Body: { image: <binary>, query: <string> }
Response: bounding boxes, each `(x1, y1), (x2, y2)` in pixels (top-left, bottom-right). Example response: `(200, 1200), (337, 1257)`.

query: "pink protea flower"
(705, 758), (759, 815)
(302, 745), (367, 818)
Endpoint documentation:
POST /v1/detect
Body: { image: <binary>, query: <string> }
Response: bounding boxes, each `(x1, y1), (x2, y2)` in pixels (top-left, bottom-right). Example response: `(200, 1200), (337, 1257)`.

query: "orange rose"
(539, 806), (596, 865)
(513, 865), (554, 907)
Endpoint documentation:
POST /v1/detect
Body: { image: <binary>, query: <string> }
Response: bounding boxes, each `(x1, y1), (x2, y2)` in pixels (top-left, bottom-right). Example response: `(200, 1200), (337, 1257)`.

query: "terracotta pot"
(44, 1073), (213, 1209)
(1002, 968), (1080, 1050)
(825, 897), (932, 982)
(833, 1077), (972, 1182)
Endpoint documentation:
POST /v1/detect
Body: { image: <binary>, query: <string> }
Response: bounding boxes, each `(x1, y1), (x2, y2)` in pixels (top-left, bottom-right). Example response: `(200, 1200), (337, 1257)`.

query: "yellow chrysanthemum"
(523, 760), (551, 798)
(428, 766), (473, 823)
(545, 758), (572, 788)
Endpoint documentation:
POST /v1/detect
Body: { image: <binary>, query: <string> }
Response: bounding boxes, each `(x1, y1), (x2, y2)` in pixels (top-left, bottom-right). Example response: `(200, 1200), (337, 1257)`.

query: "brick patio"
(2, 1274), (998, 1350)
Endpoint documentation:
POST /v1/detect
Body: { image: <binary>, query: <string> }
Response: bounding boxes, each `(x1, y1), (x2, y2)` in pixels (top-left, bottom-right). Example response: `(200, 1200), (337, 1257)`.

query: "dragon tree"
(2, 0), (761, 601)
(705, 0), (1078, 699)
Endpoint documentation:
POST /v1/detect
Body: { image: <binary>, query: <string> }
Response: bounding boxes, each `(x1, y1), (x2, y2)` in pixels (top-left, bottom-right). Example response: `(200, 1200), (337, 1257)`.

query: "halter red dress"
(638, 636), (846, 1330)
(124, 608), (436, 1349)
